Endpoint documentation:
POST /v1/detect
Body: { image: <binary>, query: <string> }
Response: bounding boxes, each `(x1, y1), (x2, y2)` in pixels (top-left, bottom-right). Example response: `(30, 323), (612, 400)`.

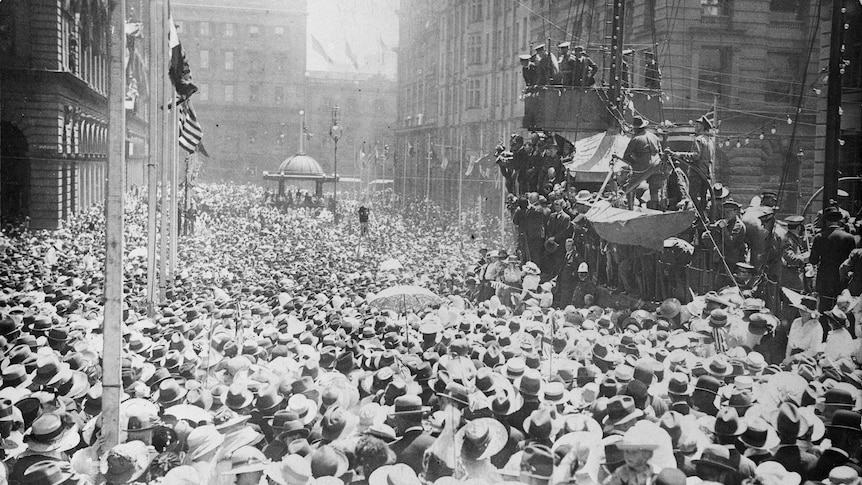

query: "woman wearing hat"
(822, 308), (857, 361)
(785, 294), (823, 363)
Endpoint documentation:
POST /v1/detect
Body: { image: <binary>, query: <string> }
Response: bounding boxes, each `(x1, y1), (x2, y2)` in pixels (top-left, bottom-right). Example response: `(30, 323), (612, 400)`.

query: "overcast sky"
(306, 0), (399, 78)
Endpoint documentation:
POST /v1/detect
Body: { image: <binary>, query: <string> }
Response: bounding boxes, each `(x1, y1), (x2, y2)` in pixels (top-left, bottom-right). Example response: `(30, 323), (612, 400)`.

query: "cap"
(535, 43), (546, 50)
(783, 215), (804, 227)
(722, 198), (741, 208)
(577, 263), (589, 273)
(573, 45), (585, 52)
(558, 41), (570, 49)
(838, 189), (849, 198)
(736, 262), (755, 272)
(519, 54), (532, 61)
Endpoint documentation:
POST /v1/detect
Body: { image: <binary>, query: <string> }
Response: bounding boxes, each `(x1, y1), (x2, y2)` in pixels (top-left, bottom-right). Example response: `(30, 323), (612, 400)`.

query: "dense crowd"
(0, 183), (861, 485)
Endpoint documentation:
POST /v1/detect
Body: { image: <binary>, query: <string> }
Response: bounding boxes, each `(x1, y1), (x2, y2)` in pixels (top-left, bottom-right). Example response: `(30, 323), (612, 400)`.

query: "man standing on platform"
(665, 115), (715, 213)
(811, 206), (856, 310)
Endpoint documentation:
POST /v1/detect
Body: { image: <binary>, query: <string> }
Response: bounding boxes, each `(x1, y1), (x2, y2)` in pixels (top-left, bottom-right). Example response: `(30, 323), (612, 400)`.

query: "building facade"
(395, 0), (823, 216)
(172, 0), (307, 183)
(303, 71), (397, 186)
(0, 0), (150, 229)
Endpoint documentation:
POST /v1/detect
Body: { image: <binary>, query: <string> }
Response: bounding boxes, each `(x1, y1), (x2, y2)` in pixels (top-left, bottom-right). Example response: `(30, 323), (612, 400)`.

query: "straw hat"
(455, 418), (508, 461)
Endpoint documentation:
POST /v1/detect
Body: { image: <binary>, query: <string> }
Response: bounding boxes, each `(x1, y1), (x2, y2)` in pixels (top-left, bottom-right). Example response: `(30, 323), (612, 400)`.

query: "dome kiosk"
(263, 110), (338, 199)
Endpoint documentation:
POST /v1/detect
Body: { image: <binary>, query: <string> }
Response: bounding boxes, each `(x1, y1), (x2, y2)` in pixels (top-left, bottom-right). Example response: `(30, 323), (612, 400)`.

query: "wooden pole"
(145, 0), (162, 316)
(103, 0), (126, 449)
(823, 0), (845, 208)
(158, 2), (170, 301)
(458, 132), (463, 248)
(426, 132), (431, 200)
(169, 101), (179, 276)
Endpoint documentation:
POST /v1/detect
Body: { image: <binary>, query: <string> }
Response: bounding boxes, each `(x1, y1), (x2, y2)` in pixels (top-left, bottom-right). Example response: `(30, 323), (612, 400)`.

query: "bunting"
(178, 101), (203, 153)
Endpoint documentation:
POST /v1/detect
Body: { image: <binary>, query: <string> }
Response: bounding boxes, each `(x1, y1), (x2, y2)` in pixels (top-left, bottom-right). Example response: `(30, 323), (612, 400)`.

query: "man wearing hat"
(519, 54), (537, 87)
(532, 43), (558, 85)
(572, 45), (598, 87)
(387, 395), (434, 474)
(781, 215), (810, 293)
(665, 114), (715, 213)
(571, 262), (599, 308)
(811, 205), (855, 309)
(557, 41), (576, 86)
(840, 245), (862, 300)
(704, 198), (747, 287)
(542, 198), (572, 276)
(622, 117), (664, 209)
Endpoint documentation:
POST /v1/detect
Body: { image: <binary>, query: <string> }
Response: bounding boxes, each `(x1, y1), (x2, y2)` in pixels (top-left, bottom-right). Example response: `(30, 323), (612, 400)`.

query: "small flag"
(464, 153), (480, 176)
(311, 35), (334, 64)
(440, 153), (449, 171)
(178, 100), (203, 153)
(168, 17), (198, 100)
(345, 41), (360, 70)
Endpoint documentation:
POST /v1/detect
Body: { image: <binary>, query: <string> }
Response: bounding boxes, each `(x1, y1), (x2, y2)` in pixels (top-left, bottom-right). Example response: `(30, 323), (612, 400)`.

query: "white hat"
(577, 263), (589, 273)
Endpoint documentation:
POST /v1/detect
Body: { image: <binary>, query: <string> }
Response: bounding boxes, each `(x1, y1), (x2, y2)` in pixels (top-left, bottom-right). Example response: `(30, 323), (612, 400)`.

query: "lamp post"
(330, 105), (342, 218)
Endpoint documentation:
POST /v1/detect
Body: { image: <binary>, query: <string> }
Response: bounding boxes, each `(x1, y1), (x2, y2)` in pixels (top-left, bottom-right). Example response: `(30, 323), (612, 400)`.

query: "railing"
(769, 19), (804, 30)
(700, 15), (729, 27)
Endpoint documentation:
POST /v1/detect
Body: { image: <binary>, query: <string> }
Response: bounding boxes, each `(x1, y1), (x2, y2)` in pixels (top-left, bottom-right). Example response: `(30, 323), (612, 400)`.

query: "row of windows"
(197, 50), (291, 72)
(197, 83), (297, 104)
(175, 20), (287, 38)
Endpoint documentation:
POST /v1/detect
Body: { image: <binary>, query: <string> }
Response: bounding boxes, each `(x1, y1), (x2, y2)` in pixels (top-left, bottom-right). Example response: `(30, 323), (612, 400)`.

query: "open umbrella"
(368, 285), (442, 315)
(368, 286), (442, 349)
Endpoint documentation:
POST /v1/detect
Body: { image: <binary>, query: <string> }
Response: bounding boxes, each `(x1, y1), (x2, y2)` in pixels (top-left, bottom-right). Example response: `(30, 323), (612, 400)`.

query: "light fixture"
(759, 132), (765, 140)
(770, 122), (777, 134)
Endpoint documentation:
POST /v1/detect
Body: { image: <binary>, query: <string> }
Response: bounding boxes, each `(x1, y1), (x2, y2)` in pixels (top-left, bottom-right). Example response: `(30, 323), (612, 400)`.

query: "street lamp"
(330, 105), (342, 217)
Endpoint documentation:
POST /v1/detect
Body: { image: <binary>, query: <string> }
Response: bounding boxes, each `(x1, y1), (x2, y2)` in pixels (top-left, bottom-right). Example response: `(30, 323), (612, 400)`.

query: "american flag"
(178, 100), (202, 153)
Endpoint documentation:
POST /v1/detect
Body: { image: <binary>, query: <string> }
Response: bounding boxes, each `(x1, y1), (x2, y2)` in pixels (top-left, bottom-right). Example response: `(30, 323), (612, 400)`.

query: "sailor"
(622, 117), (663, 209)
(758, 190), (779, 210)
(532, 43), (558, 85)
(643, 50), (661, 90)
(519, 54), (537, 87)
(733, 262), (762, 299)
(665, 115), (715, 214)
(557, 41), (576, 86)
(704, 199), (747, 288)
(572, 45), (598, 87)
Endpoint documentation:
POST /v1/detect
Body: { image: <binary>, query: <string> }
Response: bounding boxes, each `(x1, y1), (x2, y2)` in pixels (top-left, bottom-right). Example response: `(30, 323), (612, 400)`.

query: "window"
(225, 23), (234, 37)
(249, 84), (260, 102)
(200, 21), (210, 36)
(469, 0), (483, 23)
(701, 0), (727, 17)
(275, 26), (285, 35)
(200, 50), (209, 69)
(224, 84), (234, 102)
(467, 79), (481, 108)
(698, 47), (731, 101)
(249, 25), (259, 37)
(224, 51), (234, 70)
(468, 34), (482, 65)
(274, 86), (283, 104)
(199, 83), (209, 101)
(765, 52), (799, 102)
(485, 33), (490, 63)
(175, 21), (184, 33)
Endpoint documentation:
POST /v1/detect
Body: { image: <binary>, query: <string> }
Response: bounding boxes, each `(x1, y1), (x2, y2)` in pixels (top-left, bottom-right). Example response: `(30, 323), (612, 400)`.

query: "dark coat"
(768, 444), (818, 479)
(811, 225), (856, 297)
(390, 427), (436, 475)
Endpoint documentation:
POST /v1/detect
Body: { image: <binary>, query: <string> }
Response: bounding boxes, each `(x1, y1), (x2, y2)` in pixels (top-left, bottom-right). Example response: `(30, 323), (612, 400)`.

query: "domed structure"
(277, 153), (325, 177)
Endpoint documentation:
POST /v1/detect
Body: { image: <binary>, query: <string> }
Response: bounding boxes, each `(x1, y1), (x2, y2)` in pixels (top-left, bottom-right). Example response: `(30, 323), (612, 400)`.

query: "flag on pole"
(345, 41), (360, 70)
(178, 101), (203, 153)
(168, 16), (198, 100)
(311, 35), (334, 64)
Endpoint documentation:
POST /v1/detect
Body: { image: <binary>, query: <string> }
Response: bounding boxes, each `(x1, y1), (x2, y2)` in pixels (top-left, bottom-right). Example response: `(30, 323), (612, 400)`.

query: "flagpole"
(458, 131), (463, 249)
(158, 0), (171, 302)
(402, 141), (408, 201)
(170, 99), (179, 277)
(426, 132), (431, 201)
(145, 0), (162, 316)
(103, 0), (126, 450)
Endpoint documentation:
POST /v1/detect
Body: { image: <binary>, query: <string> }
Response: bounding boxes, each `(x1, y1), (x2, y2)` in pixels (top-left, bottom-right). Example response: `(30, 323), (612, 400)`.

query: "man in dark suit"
(523, 192), (549, 265)
(572, 45), (598, 87)
(387, 395), (435, 475)
(557, 41), (576, 86)
(811, 206), (856, 310)
(519, 54), (536, 87)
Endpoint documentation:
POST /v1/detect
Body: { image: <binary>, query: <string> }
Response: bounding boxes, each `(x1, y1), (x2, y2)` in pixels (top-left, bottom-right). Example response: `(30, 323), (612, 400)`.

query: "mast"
(608, 0), (626, 112)
(823, 0), (846, 207)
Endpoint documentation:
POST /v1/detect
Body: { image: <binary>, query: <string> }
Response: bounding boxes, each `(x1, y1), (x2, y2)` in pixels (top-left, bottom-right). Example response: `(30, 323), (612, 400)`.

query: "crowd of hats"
(0, 183), (860, 485)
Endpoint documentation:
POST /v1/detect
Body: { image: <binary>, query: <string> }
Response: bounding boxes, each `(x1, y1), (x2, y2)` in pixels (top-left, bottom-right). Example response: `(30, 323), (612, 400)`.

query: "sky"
(306, 0), (399, 79)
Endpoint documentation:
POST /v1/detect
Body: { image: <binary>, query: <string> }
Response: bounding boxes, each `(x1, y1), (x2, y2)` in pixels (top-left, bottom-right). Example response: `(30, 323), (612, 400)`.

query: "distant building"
(0, 0), (151, 229)
(172, 0), (307, 182)
(303, 71), (397, 185)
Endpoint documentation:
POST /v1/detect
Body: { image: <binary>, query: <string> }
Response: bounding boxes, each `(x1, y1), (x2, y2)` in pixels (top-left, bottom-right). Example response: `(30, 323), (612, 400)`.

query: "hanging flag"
(345, 41), (360, 70)
(311, 35), (334, 64)
(169, 16), (198, 100)
(465, 151), (496, 177)
(178, 101), (203, 153)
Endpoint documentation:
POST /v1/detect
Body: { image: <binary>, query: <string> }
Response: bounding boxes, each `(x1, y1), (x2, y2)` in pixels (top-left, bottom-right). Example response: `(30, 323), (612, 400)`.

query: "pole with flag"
(426, 132), (432, 201)
(103, 0), (126, 450)
(145, 0), (163, 316)
(158, 4), (171, 301)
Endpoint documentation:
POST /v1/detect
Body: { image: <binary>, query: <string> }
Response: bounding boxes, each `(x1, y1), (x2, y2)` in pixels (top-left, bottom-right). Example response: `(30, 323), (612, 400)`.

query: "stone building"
(171, 0), (307, 182)
(0, 0), (150, 229)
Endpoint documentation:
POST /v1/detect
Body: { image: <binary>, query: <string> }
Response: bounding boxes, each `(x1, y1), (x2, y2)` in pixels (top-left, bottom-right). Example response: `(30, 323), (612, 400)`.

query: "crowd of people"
(0, 183), (861, 485)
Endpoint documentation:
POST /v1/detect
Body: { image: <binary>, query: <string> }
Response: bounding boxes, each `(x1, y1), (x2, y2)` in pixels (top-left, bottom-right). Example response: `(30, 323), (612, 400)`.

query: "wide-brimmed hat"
(221, 446), (270, 475)
(100, 440), (152, 484)
(456, 418), (507, 461)
(632, 117), (649, 129)
(368, 464), (420, 485)
(389, 394), (431, 416)
(153, 378), (188, 407)
(704, 355), (733, 377)
(772, 402), (809, 439)
(186, 425), (225, 461)
(514, 369), (543, 398)
(827, 410), (862, 435)
(24, 413), (80, 453)
(309, 445), (349, 478)
(617, 420), (665, 450)
(739, 417), (780, 451)
(320, 405), (357, 442)
(224, 382), (254, 411)
(266, 454), (311, 485)
(693, 444), (735, 472)
(23, 460), (75, 485)
(823, 466), (860, 485)
(602, 395), (643, 426)
(710, 407), (746, 436)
